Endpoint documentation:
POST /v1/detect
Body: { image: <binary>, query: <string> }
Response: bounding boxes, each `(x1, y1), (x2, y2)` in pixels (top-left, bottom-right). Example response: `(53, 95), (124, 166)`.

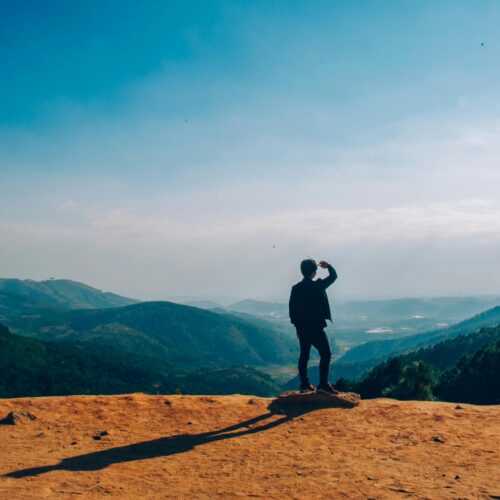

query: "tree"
(383, 361), (437, 401)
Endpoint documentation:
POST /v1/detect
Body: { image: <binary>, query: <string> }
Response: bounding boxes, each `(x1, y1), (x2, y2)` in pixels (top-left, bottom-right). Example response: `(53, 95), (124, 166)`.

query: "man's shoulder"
(292, 279), (309, 289)
(290, 281), (304, 295)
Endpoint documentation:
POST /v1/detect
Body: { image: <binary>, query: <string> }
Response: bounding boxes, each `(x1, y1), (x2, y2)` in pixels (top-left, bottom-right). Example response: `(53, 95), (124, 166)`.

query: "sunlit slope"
(0, 278), (138, 320)
(15, 301), (297, 368)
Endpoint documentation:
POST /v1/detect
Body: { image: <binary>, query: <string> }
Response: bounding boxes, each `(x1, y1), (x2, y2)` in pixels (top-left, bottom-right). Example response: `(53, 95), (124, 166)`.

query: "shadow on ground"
(6, 399), (348, 478)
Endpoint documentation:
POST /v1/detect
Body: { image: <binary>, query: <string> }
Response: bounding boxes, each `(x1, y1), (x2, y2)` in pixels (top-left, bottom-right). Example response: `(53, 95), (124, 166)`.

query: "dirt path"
(1, 394), (499, 498)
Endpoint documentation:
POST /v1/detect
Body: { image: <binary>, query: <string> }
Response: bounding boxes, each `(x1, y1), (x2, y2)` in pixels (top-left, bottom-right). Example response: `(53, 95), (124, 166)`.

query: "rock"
(455, 405), (464, 410)
(92, 431), (109, 440)
(276, 390), (360, 408)
(432, 436), (446, 443)
(0, 411), (37, 425)
(201, 397), (216, 404)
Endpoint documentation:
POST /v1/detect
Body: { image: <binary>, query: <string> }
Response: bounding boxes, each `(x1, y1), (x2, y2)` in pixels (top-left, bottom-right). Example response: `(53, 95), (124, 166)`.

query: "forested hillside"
(13, 301), (297, 369)
(337, 325), (500, 404)
(0, 324), (281, 398)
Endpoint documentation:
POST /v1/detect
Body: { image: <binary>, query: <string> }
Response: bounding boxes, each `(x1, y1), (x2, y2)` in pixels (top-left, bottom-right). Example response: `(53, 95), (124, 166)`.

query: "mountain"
(0, 323), (281, 398)
(0, 278), (138, 322)
(13, 301), (297, 369)
(338, 305), (500, 365)
(1, 395), (498, 498)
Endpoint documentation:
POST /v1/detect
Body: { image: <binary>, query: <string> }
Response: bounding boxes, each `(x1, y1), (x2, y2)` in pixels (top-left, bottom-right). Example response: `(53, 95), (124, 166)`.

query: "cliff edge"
(1, 394), (499, 498)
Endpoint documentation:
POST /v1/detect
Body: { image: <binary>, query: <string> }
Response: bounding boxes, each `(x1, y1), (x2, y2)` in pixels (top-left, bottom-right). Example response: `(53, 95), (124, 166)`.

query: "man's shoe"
(317, 382), (340, 395)
(299, 381), (316, 392)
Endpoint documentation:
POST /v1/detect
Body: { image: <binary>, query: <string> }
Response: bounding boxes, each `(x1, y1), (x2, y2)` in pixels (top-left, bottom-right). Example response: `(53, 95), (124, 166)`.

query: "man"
(289, 259), (338, 394)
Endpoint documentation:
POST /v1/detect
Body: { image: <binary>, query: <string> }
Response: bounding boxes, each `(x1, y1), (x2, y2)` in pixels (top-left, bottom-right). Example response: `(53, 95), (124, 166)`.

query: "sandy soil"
(0, 394), (499, 499)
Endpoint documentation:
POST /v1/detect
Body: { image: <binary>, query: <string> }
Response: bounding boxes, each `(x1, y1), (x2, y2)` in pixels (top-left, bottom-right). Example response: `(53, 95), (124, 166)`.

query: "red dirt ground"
(1, 394), (499, 498)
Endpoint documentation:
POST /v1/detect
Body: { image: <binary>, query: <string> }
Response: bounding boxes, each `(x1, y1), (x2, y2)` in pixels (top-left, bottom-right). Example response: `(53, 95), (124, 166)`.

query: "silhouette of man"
(289, 259), (338, 393)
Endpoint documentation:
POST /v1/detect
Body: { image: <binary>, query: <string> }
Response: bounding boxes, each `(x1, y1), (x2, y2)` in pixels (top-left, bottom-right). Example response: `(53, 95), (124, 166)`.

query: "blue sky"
(1, 1), (500, 301)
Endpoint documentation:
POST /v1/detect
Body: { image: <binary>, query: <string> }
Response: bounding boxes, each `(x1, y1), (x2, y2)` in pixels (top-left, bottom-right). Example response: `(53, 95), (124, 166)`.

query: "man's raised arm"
(318, 260), (337, 289)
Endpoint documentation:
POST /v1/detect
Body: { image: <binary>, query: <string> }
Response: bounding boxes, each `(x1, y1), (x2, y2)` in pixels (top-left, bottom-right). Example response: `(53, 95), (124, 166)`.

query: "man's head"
(300, 258), (317, 279)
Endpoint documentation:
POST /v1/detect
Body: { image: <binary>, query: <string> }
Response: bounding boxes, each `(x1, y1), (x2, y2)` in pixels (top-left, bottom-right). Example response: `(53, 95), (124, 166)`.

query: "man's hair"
(300, 258), (317, 277)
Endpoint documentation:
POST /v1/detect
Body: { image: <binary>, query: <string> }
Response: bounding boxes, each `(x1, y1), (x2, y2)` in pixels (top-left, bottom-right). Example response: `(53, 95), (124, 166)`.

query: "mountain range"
(2, 277), (500, 403)
(223, 296), (500, 325)
(0, 278), (298, 371)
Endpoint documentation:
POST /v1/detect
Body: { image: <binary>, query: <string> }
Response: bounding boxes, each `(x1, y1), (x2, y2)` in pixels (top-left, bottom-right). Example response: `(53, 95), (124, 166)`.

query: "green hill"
(0, 323), (282, 398)
(0, 278), (138, 322)
(13, 301), (297, 369)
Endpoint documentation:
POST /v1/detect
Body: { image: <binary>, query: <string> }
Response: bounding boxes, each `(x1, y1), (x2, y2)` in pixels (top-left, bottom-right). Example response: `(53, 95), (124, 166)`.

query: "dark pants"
(297, 328), (332, 386)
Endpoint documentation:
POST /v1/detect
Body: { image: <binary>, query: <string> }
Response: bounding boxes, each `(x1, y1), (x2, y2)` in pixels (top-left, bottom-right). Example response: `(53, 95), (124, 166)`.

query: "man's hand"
(318, 260), (331, 269)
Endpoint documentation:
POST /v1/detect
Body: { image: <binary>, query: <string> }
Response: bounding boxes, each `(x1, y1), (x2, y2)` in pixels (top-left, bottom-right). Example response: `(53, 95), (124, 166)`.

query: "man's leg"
(311, 329), (332, 386)
(297, 330), (313, 388)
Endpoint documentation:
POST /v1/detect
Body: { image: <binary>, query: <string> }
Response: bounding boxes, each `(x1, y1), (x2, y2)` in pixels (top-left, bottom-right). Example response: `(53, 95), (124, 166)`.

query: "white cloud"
(1, 200), (499, 300)
(58, 200), (78, 211)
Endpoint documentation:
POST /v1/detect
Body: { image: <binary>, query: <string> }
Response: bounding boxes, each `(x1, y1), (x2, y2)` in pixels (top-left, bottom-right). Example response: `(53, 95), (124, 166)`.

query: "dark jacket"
(289, 265), (337, 329)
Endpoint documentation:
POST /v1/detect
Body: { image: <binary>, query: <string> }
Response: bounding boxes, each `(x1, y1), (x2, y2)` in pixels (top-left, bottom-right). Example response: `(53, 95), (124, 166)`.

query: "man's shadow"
(6, 400), (318, 479)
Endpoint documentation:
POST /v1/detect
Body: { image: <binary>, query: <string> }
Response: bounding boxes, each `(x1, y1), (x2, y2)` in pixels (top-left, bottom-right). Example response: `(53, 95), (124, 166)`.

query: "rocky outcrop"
(0, 411), (37, 425)
(275, 390), (360, 408)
